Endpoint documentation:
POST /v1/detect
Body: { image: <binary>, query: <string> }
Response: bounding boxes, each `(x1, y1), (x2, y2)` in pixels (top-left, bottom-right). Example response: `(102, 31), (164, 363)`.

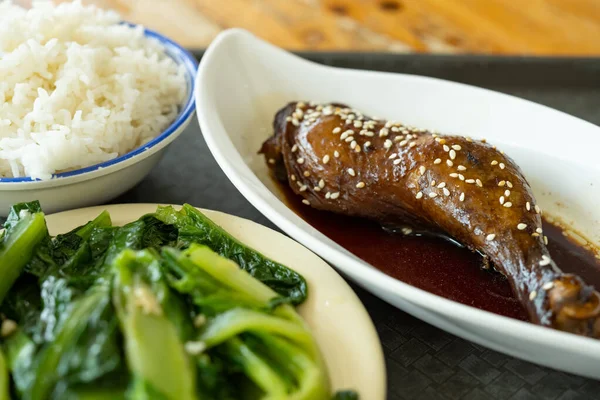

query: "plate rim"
(45, 203), (387, 399)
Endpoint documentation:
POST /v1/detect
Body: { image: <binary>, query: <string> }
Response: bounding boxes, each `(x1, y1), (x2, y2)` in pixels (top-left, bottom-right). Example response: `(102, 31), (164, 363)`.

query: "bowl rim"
(0, 25), (198, 184)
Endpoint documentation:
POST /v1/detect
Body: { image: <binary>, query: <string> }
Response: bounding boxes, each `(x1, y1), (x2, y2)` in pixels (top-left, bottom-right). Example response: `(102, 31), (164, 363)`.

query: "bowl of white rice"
(0, 1), (197, 215)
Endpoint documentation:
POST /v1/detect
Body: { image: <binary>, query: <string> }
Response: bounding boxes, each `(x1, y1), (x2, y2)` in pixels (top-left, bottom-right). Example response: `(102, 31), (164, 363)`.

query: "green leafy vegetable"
(112, 249), (197, 400)
(0, 347), (9, 400)
(155, 205), (307, 305)
(0, 206), (47, 304)
(0, 202), (350, 399)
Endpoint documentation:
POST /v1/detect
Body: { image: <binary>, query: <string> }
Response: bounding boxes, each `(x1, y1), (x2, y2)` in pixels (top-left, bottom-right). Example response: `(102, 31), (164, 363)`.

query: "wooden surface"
(63, 0), (600, 54)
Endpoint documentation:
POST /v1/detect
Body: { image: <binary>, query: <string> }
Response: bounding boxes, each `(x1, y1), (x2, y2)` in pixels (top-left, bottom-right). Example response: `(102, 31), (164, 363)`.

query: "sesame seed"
(435, 137), (442, 143)
(542, 281), (554, 290)
(325, 192), (331, 199)
(505, 181), (513, 188)
(486, 234), (496, 241)
(393, 159), (401, 165)
(318, 179), (325, 189)
(459, 192), (465, 202)
(434, 158), (442, 164)
(291, 144), (298, 152)
(491, 160), (498, 166)
(303, 171), (310, 177)
(529, 291), (537, 301)
(365, 131), (375, 137)
(449, 149), (456, 160)
(299, 185), (307, 192)
(355, 143), (361, 152)
(536, 228), (543, 234)
(333, 127), (341, 134)
(503, 202), (512, 208)
(399, 140), (408, 146)
(291, 118), (300, 126)
(465, 179), (475, 184)
(535, 205), (541, 214)
(409, 141), (417, 148)
(517, 223), (527, 230)
(353, 120), (362, 128)
(394, 136), (403, 142)
(302, 199), (310, 205)
(544, 236), (548, 245)
(364, 141), (371, 148)
(268, 158), (276, 164)
(466, 137), (473, 142)
(458, 174), (465, 181)
(476, 179), (483, 187)
(345, 136), (354, 143)
(347, 168), (356, 176)
(498, 181), (506, 187)
(340, 131), (351, 140)
(504, 190), (510, 197)
(540, 255), (551, 266)
(391, 126), (399, 132)
(322, 155), (330, 164)
(457, 165), (466, 171)
(437, 182), (446, 188)
(526, 202), (531, 211)
(356, 182), (365, 188)
(449, 173), (458, 178)
(384, 139), (392, 149)
(297, 158), (304, 164)
(330, 192), (340, 199)
(379, 128), (389, 137)
(291, 175), (296, 181)
(499, 163), (505, 169)
(350, 140), (357, 148)
(416, 191), (423, 199)
(389, 153), (397, 159)
(431, 180), (436, 186)
(334, 151), (340, 158)
(446, 160), (454, 167)
(452, 145), (462, 151)
(443, 145), (450, 152)
(500, 196), (505, 205)
(314, 186), (321, 191)
(443, 188), (450, 196)
(419, 166), (426, 175)
(429, 192), (438, 198)
(286, 116), (292, 122)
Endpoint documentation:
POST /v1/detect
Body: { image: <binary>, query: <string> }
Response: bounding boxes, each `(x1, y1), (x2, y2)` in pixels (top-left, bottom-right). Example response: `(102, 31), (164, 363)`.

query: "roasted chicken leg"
(260, 101), (600, 338)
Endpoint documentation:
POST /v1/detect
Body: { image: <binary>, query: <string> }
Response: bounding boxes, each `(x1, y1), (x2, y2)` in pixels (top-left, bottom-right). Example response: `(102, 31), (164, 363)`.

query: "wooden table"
(72, 0), (600, 54)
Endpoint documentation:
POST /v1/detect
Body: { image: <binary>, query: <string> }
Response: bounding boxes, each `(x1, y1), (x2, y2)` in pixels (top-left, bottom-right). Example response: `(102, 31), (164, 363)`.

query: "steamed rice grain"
(0, 1), (187, 180)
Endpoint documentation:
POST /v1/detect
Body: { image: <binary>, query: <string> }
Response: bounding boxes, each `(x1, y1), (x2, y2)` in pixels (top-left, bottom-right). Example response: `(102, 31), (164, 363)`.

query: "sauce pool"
(277, 182), (600, 321)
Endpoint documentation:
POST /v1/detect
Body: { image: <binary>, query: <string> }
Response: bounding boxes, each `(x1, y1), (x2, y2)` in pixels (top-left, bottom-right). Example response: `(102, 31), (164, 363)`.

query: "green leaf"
(112, 250), (197, 400)
(155, 205), (307, 305)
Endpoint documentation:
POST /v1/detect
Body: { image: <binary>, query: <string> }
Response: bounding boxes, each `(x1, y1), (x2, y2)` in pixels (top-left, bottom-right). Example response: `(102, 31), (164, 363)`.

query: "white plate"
(195, 29), (600, 379)
(46, 204), (386, 399)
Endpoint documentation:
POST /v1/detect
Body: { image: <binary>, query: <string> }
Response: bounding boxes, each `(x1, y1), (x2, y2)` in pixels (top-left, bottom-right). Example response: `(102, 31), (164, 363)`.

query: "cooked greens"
(0, 202), (355, 399)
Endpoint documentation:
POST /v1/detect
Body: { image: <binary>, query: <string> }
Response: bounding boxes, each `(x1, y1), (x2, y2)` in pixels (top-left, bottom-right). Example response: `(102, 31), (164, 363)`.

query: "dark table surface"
(114, 54), (600, 400)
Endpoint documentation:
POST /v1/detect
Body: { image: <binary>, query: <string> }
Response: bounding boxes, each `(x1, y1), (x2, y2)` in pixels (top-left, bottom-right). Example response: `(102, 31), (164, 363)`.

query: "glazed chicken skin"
(260, 101), (600, 338)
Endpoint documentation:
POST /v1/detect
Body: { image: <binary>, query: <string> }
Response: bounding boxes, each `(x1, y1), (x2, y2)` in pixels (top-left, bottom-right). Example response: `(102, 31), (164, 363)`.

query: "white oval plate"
(195, 29), (600, 379)
(46, 204), (386, 399)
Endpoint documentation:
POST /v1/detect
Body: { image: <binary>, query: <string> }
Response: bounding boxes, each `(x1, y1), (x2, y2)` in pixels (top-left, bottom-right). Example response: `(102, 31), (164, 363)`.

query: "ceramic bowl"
(0, 27), (197, 216)
(195, 29), (600, 378)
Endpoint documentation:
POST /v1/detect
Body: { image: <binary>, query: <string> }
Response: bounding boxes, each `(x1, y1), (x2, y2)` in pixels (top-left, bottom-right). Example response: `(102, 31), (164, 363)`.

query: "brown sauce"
(277, 182), (600, 321)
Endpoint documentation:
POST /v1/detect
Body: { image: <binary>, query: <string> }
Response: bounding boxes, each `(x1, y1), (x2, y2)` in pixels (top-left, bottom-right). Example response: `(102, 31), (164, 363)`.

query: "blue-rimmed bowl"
(0, 26), (197, 216)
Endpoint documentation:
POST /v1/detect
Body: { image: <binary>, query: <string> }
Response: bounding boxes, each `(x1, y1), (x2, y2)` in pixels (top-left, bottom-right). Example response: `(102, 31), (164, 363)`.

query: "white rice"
(0, 0), (187, 180)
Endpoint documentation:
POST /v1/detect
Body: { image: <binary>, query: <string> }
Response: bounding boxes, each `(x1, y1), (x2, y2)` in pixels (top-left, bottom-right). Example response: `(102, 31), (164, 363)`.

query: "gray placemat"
(115, 54), (599, 399)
